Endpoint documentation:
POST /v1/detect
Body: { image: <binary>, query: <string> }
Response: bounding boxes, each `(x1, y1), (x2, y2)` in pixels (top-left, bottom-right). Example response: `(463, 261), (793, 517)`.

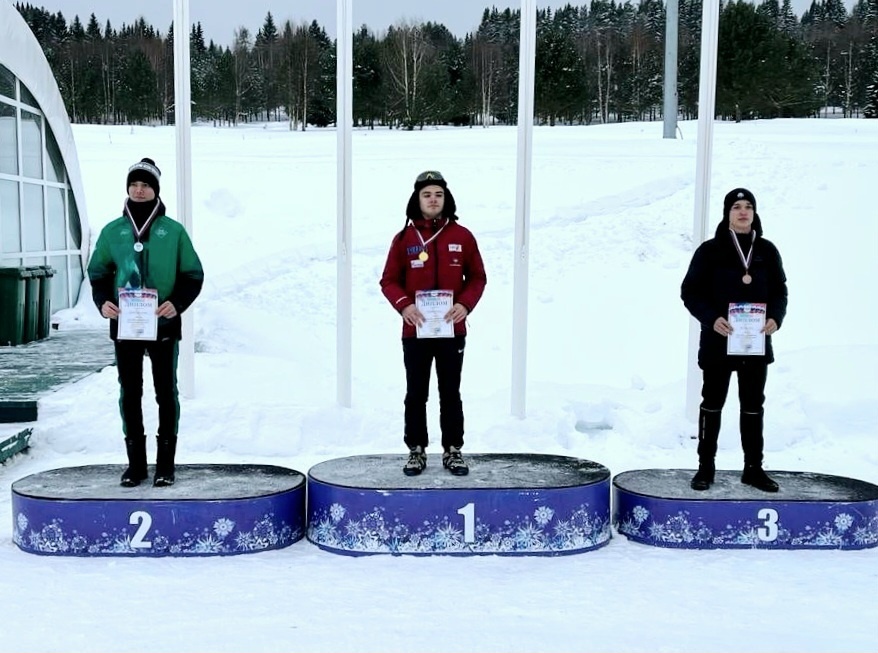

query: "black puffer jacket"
(681, 214), (788, 367)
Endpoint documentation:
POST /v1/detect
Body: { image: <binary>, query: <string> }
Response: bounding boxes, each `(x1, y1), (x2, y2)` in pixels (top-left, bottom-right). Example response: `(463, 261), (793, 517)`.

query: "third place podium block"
(613, 469), (878, 550)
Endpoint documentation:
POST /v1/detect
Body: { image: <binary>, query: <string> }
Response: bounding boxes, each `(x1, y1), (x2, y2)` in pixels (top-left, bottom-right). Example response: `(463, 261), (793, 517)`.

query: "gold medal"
(742, 274), (752, 284)
(418, 251), (429, 262)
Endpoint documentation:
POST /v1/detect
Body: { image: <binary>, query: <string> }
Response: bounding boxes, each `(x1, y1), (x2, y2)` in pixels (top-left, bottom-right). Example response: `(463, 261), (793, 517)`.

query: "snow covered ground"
(1, 117), (876, 652)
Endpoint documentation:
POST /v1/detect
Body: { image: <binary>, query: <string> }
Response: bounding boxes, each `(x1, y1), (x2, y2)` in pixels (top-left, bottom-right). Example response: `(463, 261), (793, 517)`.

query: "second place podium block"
(12, 464), (306, 556)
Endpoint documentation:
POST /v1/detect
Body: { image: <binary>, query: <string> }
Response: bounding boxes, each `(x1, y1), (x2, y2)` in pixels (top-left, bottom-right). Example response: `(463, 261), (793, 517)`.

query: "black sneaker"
(690, 466), (715, 491)
(741, 466), (779, 493)
(403, 446), (427, 476)
(442, 446), (469, 476)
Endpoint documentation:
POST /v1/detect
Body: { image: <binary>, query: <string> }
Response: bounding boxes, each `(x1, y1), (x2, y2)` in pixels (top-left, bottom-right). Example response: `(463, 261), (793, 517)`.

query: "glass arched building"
(0, 1), (89, 313)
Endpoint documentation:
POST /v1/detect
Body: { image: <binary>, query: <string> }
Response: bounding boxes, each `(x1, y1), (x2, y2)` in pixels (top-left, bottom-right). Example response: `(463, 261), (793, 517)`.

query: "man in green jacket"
(88, 158), (204, 488)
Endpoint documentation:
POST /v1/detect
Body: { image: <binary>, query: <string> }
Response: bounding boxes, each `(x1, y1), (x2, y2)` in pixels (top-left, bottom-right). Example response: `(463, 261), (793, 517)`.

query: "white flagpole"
(336, 0), (353, 407)
(173, 0), (195, 397)
(686, 0), (721, 420)
(511, 0), (537, 418)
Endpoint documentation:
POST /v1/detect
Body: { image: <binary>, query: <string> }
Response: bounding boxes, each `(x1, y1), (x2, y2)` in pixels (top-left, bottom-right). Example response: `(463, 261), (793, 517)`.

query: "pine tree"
(862, 14), (878, 117)
(190, 23), (209, 121)
(255, 12), (280, 121)
(779, 0), (800, 37)
(718, 0), (820, 118)
(536, 6), (587, 125)
(117, 49), (157, 124)
(352, 26), (385, 128)
(306, 20), (335, 128)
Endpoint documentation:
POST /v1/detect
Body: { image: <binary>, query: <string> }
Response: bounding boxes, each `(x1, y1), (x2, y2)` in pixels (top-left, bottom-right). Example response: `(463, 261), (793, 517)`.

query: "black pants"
(701, 359), (768, 466)
(402, 336), (465, 451)
(700, 359), (767, 413)
(114, 339), (180, 439)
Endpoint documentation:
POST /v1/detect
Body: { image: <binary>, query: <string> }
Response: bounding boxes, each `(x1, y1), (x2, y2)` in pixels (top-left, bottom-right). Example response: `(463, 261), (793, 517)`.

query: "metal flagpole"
(511, 0), (537, 418)
(662, 0), (679, 139)
(173, 0), (195, 397)
(685, 0), (721, 421)
(336, 0), (353, 407)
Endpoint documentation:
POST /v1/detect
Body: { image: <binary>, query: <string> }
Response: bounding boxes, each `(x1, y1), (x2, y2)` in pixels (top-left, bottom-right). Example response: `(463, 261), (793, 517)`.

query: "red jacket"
(380, 218), (487, 338)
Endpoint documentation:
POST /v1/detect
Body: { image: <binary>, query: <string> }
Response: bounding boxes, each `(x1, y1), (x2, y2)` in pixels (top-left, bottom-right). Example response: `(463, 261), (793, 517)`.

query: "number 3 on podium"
(757, 507), (779, 542)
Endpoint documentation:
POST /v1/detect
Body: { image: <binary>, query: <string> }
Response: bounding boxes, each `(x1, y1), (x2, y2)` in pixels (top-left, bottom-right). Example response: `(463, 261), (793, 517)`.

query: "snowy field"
(1, 117), (876, 652)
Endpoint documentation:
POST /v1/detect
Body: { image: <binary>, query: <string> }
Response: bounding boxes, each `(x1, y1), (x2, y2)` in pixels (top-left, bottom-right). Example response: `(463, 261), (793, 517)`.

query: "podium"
(12, 464), (306, 556)
(613, 469), (878, 550)
(307, 453), (611, 556)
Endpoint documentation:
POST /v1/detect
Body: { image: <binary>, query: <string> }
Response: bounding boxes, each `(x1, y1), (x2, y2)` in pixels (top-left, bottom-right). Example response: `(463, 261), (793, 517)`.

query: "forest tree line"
(14, 0), (878, 129)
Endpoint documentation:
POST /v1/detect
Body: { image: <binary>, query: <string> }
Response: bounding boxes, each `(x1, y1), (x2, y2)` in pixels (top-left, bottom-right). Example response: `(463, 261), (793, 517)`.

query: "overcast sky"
(28, 0), (851, 44)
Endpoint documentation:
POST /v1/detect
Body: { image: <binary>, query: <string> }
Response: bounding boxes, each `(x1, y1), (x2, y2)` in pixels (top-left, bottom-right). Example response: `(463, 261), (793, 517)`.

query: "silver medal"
(133, 242), (144, 252)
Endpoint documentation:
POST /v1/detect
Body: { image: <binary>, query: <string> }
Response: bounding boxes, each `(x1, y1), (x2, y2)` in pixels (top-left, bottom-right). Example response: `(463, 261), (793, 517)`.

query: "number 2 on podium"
(129, 510), (153, 549)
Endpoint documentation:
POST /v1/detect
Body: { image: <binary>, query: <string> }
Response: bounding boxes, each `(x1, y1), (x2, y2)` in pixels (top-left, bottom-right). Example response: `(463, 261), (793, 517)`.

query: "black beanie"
(717, 187), (763, 237)
(723, 188), (756, 220)
(405, 170), (457, 222)
(127, 158), (161, 196)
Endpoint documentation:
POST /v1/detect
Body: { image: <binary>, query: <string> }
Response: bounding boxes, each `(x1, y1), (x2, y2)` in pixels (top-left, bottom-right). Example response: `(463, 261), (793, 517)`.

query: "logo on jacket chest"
(448, 243), (462, 266)
(407, 242), (463, 266)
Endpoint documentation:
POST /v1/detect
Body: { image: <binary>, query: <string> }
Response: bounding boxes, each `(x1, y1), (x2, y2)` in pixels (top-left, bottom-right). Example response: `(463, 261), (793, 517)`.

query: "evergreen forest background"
(14, 0), (878, 128)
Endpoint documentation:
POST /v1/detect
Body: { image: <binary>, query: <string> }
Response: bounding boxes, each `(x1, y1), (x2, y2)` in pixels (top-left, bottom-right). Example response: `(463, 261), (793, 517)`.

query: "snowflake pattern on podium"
(308, 501), (610, 554)
(13, 511), (301, 556)
(616, 504), (878, 549)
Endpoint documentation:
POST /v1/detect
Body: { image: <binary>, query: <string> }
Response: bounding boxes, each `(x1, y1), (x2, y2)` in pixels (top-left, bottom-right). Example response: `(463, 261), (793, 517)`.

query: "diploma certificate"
(118, 288), (159, 341)
(727, 302), (766, 356)
(415, 290), (454, 338)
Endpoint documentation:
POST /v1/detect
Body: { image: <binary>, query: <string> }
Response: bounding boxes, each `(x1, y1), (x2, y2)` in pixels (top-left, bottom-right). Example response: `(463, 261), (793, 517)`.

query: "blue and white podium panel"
(307, 453), (611, 556)
(12, 464), (306, 556)
(614, 469), (878, 550)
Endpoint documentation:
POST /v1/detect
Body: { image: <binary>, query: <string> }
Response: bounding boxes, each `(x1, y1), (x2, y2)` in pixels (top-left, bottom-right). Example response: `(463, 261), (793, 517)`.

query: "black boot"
(740, 410), (779, 492)
(120, 436), (148, 487)
(690, 464), (715, 491)
(153, 436), (177, 487)
(741, 465), (779, 492)
(690, 408), (721, 490)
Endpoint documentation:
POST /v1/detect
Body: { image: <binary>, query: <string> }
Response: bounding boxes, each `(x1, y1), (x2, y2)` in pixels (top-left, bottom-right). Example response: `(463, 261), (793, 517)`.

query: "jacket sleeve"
(680, 243), (718, 327)
(380, 234), (413, 313)
(766, 243), (788, 328)
(456, 232), (487, 313)
(166, 228), (204, 314)
(87, 229), (116, 310)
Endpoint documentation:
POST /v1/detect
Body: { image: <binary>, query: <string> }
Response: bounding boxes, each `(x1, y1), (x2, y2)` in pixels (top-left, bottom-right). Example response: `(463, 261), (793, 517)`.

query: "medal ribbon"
(412, 219), (448, 254)
(124, 200), (161, 246)
(729, 229), (755, 275)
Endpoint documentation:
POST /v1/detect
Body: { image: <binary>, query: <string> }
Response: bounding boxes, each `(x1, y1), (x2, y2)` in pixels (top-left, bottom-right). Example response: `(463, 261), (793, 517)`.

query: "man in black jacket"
(681, 188), (788, 492)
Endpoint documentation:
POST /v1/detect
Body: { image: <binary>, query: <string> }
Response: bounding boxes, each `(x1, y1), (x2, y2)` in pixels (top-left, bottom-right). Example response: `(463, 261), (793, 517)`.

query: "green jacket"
(88, 203), (204, 341)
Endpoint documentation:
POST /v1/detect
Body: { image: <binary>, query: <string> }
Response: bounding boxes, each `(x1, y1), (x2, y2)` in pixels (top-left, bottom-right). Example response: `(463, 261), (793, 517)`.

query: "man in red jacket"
(380, 171), (487, 477)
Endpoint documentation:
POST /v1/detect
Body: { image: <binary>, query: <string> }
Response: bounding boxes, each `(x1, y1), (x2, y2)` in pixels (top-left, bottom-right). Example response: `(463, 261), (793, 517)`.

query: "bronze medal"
(730, 230), (756, 288)
(418, 251), (429, 262)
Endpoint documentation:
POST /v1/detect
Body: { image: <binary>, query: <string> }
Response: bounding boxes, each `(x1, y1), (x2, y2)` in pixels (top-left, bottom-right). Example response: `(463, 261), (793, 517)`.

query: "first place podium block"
(12, 464), (306, 556)
(307, 453), (612, 556)
(614, 469), (878, 550)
